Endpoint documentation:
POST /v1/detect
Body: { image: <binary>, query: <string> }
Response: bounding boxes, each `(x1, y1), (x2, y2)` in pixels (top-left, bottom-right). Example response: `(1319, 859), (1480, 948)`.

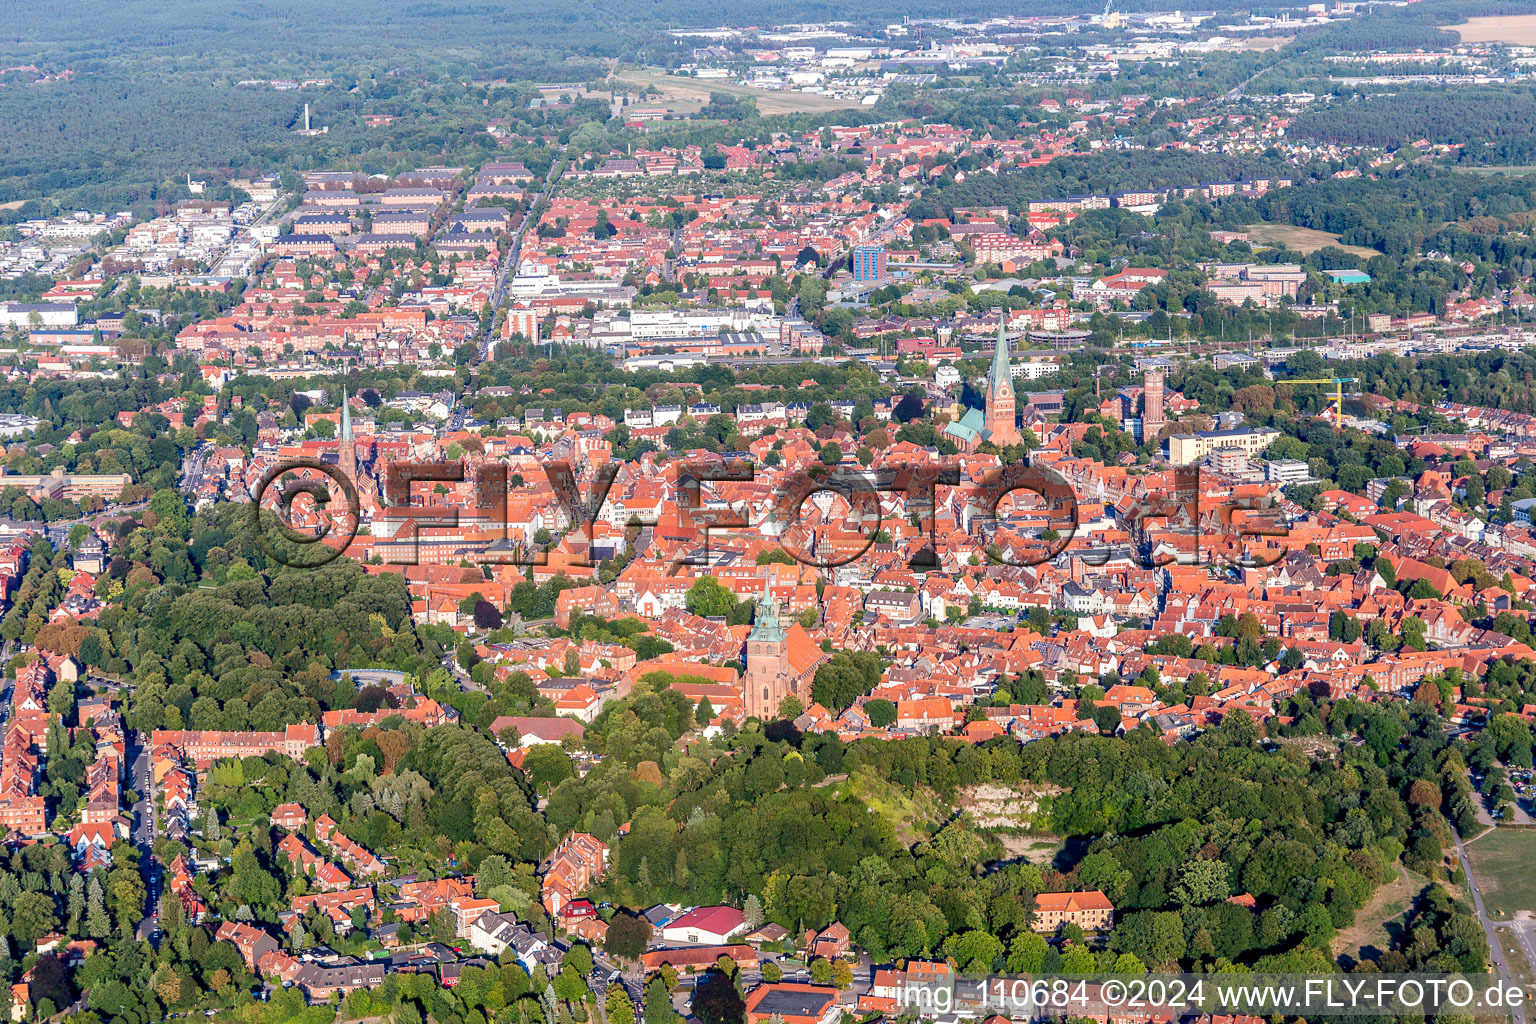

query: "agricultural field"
(1444, 14), (1536, 45)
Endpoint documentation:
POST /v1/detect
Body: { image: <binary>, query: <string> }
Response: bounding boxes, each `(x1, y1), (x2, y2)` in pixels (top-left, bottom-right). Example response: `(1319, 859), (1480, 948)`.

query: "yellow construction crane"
(1277, 377), (1358, 429)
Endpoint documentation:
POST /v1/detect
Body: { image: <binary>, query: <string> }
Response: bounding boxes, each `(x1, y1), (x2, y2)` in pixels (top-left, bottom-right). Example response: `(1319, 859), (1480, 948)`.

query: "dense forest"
(530, 682), (1486, 977)
(1270, 0), (1536, 57)
(932, 151), (1297, 217)
(0, 81), (304, 207)
(5, 0), (1311, 66)
(1289, 88), (1536, 165)
(1224, 165), (1536, 257)
(0, 500), (456, 729)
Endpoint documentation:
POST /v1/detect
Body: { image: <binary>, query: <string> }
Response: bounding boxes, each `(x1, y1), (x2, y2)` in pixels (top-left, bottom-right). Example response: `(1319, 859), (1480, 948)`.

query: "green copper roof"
(340, 388), (353, 443)
(750, 590), (785, 643)
(989, 317), (1012, 393)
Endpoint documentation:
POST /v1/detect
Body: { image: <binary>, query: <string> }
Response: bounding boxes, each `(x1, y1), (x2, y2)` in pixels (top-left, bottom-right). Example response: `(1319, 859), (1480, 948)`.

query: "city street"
(129, 732), (162, 946)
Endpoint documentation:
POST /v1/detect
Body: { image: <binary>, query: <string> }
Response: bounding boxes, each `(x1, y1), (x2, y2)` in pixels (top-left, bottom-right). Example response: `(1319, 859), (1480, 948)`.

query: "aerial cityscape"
(10, 0), (1536, 1022)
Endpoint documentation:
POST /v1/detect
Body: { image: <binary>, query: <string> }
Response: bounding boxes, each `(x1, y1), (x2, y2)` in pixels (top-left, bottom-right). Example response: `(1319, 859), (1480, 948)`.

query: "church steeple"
(749, 585), (785, 644)
(339, 387), (357, 482)
(989, 315), (1012, 389)
(983, 316), (1021, 447)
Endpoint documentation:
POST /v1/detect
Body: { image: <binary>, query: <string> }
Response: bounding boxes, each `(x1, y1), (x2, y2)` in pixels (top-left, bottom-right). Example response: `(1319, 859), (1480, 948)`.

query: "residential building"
(1032, 890), (1114, 932)
(744, 983), (842, 1024)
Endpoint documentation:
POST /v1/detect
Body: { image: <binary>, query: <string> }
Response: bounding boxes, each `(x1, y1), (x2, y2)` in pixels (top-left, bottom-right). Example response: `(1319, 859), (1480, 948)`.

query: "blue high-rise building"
(852, 244), (887, 283)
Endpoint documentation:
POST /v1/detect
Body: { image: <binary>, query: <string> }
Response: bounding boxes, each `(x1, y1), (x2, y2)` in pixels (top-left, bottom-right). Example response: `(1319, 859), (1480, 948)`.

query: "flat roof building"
(1166, 427), (1280, 467)
(744, 983), (841, 1024)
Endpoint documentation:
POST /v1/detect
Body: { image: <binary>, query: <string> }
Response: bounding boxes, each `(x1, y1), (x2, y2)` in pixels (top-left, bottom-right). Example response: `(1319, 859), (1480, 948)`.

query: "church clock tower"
(983, 317), (1021, 447)
(743, 591), (792, 721)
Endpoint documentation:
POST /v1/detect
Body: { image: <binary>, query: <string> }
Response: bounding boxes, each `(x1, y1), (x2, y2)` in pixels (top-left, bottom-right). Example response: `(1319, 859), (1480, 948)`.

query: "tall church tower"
(743, 591), (792, 721)
(338, 388), (357, 483)
(984, 317), (1021, 447)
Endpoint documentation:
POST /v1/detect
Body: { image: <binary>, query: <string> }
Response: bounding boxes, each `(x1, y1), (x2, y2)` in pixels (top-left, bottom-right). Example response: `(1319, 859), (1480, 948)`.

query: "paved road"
(0, 643), (13, 774)
(1513, 920), (1536, 990)
(25, 500), (151, 551)
(181, 444), (212, 496)
(129, 732), (163, 946)
(491, 158), (566, 310)
(1453, 828), (1524, 1024)
(209, 193), (286, 278)
(1222, 65), (1270, 102)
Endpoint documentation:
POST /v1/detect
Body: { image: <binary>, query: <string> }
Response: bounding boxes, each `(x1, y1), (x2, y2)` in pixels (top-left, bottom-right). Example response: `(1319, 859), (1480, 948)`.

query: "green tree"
(607, 985), (636, 1024)
(85, 875), (109, 939)
(865, 698), (896, 727)
(523, 744), (575, 792)
(605, 913), (652, 960)
(1171, 859), (1231, 907)
(563, 942), (595, 978)
(811, 651), (885, 712)
(686, 577), (737, 618)
(1006, 933), (1048, 973)
(943, 929), (1003, 973)
(1060, 944), (1096, 973)
(1111, 953), (1147, 975)
(692, 970), (745, 1024)
(646, 975), (679, 1024)
(148, 488), (189, 535)
(10, 891), (57, 948)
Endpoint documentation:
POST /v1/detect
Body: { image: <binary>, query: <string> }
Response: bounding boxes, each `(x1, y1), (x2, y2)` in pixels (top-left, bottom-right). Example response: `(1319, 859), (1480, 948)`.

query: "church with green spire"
(338, 387), (358, 483)
(942, 317), (1021, 452)
(744, 589), (790, 720)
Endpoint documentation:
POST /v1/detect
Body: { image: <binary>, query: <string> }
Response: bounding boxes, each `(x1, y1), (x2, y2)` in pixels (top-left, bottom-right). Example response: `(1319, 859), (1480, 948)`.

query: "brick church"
(742, 593), (826, 720)
(941, 317), (1021, 452)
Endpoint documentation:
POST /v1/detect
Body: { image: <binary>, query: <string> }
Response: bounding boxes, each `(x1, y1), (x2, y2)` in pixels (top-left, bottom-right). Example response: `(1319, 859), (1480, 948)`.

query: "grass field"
(1467, 829), (1536, 920)
(1332, 862), (1425, 961)
(1496, 927), (1536, 987)
(1444, 14), (1536, 44)
(616, 69), (868, 116)
(993, 833), (1065, 865)
(1458, 165), (1536, 177)
(829, 767), (947, 844)
(1245, 222), (1382, 258)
